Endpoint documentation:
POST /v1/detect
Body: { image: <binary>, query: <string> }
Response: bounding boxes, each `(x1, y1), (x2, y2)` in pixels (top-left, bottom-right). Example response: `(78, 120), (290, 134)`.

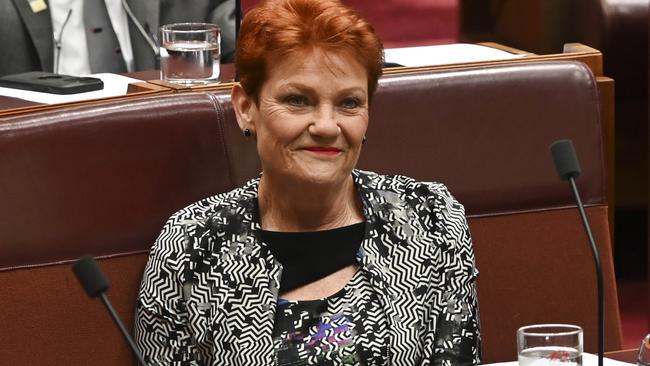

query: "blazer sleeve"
(420, 184), (482, 366)
(134, 214), (211, 365)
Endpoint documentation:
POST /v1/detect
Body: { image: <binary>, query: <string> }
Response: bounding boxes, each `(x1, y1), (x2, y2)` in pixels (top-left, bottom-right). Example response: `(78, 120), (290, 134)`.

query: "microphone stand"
(99, 293), (147, 366)
(568, 176), (604, 366)
(73, 256), (148, 366)
(551, 139), (604, 366)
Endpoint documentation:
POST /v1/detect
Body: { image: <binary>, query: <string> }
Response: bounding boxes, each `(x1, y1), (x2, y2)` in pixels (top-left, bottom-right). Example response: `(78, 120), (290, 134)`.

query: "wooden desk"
(0, 64), (237, 117)
(605, 348), (639, 363)
(0, 78), (168, 117)
(0, 95), (40, 109)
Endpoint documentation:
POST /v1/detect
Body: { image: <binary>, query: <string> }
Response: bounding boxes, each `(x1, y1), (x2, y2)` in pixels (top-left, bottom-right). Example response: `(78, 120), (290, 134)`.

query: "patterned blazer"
(135, 169), (481, 365)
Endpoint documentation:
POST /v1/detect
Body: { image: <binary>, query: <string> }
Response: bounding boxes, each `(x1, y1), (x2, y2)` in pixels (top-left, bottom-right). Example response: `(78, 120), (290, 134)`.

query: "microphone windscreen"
(550, 139), (582, 181)
(72, 255), (109, 298)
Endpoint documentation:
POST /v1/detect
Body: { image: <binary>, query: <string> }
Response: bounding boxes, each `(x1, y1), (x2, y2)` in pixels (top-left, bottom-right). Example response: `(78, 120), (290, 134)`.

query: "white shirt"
(50, 0), (134, 75)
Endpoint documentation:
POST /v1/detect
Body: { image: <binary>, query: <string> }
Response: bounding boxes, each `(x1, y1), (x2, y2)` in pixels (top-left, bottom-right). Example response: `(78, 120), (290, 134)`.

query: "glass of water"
(518, 324), (583, 366)
(639, 334), (650, 366)
(160, 23), (221, 85)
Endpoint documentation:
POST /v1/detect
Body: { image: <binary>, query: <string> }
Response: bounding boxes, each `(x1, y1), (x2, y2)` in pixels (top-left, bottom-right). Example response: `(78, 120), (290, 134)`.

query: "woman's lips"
(304, 147), (341, 155)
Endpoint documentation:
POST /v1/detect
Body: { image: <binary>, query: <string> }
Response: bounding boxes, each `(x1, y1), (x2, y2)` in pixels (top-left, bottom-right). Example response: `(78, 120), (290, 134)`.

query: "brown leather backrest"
(0, 92), (258, 269)
(363, 62), (607, 215)
(0, 60), (621, 365)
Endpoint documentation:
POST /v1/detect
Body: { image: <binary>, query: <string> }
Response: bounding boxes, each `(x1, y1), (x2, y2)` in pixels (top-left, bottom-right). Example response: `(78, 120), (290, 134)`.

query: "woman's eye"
(340, 97), (361, 109)
(285, 95), (308, 107)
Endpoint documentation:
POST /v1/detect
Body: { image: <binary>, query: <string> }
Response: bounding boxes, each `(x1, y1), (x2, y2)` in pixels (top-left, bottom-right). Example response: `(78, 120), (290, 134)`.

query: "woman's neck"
(258, 173), (364, 232)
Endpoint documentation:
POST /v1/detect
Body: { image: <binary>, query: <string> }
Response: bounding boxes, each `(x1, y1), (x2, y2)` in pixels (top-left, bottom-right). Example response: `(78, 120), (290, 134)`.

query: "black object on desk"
(0, 72), (104, 95)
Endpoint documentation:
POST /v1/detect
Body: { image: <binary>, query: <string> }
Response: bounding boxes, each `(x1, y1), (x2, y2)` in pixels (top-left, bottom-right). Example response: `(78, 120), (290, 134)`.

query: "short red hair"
(235, 0), (384, 102)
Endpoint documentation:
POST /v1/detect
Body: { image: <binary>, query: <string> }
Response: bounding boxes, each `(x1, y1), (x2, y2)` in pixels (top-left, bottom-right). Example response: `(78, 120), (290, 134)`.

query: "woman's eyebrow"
(278, 83), (366, 96)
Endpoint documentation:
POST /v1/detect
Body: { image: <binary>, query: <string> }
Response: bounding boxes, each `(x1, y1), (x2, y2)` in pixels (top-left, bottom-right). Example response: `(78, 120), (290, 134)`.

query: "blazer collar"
(125, 0), (159, 35)
(231, 170), (396, 291)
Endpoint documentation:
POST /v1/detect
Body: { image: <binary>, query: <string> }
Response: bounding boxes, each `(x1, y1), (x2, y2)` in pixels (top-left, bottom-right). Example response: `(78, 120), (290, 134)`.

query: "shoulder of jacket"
(354, 169), (459, 207)
(167, 177), (259, 228)
(354, 169), (417, 193)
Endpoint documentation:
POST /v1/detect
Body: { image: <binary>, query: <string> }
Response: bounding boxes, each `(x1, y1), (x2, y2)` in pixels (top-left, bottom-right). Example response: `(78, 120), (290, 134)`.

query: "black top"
(260, 221), (366, 292)
(261, 221), (373, 365)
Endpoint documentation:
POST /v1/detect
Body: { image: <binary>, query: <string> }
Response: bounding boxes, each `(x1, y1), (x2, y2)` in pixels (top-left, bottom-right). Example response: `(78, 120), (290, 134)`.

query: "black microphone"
(550, 139), (604, 366)
(72, 256), (147, 366)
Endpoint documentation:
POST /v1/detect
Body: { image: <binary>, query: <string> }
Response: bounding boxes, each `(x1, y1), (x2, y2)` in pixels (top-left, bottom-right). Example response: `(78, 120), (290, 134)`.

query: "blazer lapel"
(128, 0), (159, 35)
(12, 0), (53, 71)
(354, 170), (426, 365)
(125, 0), (159, 70)
(210, 192), (279, 365)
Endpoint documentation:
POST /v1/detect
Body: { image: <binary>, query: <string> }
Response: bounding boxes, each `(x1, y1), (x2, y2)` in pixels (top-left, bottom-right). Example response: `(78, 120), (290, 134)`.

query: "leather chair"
(0, 60), (622, 364)
(0, 92), (259, 365)
(359, 61), (623, 362)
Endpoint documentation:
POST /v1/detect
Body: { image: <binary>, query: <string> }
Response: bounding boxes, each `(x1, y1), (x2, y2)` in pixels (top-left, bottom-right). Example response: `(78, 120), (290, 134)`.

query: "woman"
(135, 0), (481, 365)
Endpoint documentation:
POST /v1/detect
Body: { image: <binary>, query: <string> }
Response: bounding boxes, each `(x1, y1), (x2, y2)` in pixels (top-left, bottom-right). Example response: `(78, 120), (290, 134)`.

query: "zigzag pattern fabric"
(135, 169), (481, 365)
(272, 268), (389, 365)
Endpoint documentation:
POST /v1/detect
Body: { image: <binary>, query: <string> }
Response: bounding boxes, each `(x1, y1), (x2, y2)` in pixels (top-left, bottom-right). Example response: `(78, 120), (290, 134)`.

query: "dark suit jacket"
(0, 0), (235, 76)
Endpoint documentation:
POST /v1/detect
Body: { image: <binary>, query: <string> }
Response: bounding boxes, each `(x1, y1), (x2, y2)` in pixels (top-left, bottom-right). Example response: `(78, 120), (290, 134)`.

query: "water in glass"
(159, 23), (221, 85)
(519, 346), (582, 366)
(518, 324), (583, 366)
(160, 41), (220, 84)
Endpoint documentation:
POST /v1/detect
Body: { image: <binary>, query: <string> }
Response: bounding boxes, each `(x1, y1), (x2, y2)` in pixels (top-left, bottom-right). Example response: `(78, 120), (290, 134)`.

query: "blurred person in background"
(0, 0), (235, 76)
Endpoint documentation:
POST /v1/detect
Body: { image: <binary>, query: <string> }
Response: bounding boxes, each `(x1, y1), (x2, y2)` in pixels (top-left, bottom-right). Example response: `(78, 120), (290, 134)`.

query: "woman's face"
(237, 48), (369, 188)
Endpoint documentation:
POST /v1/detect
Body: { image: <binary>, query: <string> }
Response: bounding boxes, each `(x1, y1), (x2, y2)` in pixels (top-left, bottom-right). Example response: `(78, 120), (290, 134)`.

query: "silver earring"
(362, 135), (367, 144)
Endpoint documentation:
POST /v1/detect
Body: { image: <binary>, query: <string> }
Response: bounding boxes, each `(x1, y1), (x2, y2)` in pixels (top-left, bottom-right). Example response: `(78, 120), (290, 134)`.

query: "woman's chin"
(262, 157), (356, 188)
(291, 167), (353, 187)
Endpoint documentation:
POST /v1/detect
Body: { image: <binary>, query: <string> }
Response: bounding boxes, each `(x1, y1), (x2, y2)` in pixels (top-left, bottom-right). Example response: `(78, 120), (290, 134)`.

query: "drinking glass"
(518, 324), (583, 366)
(160, 23), (221, 85)
(638, 334), (650, 366)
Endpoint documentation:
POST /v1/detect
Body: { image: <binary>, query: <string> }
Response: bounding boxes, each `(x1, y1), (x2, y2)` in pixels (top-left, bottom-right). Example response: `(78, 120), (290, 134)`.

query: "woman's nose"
(309, 109), (340, 137)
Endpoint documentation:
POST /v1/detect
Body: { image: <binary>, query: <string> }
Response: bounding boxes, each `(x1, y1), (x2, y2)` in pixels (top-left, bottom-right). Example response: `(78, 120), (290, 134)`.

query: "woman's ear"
(231, 83), (256, 134)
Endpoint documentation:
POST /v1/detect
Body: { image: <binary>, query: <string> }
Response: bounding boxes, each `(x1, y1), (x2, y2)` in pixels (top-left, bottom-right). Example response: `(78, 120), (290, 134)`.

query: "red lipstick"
(305, 147), (341, 155)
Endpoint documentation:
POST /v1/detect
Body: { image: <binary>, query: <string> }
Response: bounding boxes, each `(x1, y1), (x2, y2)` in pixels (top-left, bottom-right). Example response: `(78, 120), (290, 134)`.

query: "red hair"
(235, 0), (384, 102)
